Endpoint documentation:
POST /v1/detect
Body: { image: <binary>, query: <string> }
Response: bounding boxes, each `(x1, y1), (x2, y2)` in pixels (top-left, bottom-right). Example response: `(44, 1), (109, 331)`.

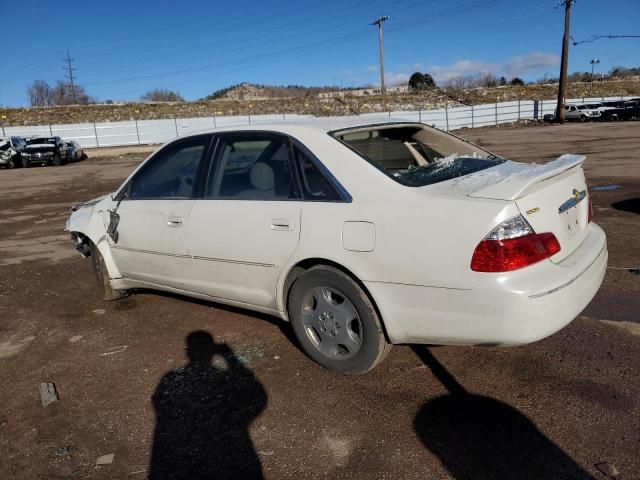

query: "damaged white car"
(66, 121), (607, 374)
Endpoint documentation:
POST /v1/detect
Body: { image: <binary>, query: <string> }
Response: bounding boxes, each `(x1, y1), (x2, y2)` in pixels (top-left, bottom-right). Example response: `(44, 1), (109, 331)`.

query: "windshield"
(331, 123), (504, 187)
(28, 137), (55, 145)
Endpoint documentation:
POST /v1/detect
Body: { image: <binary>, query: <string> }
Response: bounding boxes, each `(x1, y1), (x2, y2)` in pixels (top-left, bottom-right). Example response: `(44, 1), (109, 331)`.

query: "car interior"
(208, 137), (295, 200)
(334, 124), (489, 172)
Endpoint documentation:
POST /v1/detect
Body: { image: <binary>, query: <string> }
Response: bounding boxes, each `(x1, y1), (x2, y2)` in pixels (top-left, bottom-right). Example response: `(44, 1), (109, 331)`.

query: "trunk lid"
(469, 154), (589, 263)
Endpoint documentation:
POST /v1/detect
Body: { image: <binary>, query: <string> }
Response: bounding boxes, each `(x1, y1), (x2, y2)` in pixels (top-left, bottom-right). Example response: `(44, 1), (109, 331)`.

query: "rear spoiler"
(469, 154), (586, 201)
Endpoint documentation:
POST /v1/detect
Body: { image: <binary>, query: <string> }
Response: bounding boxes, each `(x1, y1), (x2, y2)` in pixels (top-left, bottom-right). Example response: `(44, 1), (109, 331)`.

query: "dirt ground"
(0, 122), (638, 479)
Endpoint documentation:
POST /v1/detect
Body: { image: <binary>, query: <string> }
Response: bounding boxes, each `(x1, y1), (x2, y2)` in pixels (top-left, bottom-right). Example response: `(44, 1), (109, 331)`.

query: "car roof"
(180, 116), (424, 139)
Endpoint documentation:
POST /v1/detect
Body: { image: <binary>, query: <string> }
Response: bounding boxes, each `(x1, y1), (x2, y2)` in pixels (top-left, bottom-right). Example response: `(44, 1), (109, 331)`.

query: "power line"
(572, 34), (640, 45)
(83, 0), (506, 88)
(63, 50), (77, 103)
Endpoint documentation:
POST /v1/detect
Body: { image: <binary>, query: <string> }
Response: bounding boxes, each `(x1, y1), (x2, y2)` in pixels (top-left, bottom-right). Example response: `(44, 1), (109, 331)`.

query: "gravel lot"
(0, 122), (638, 479)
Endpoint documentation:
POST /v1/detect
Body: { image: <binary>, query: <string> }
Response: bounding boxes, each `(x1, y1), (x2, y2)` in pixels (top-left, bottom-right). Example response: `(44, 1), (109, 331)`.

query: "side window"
(129, 136), (209, 199)
(294, 147), (342, 201)
(206, 134), (298, 200)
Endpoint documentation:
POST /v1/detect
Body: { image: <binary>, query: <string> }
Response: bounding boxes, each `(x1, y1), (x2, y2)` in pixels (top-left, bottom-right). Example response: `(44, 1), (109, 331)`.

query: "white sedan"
(66, 120), (607, 374)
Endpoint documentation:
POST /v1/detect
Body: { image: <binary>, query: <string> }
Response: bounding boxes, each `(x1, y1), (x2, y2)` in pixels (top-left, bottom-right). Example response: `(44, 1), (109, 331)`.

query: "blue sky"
(1, 0), (638, 106)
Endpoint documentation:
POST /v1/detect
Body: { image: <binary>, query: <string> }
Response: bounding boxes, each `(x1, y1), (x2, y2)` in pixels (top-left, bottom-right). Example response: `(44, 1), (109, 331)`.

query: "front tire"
(52, 153), (62, 166)
(90, 243), (126, 301)
(288, 265), (391, 374)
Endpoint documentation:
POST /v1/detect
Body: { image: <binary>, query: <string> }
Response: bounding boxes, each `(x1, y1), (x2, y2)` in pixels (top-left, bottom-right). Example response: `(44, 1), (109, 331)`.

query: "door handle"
(167, 216), (183, 227)
(271, 219), (293, 231)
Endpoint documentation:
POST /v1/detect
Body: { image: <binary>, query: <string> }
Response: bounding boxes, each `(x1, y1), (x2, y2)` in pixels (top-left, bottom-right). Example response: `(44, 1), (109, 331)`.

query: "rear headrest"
(250, 162), (275, 191)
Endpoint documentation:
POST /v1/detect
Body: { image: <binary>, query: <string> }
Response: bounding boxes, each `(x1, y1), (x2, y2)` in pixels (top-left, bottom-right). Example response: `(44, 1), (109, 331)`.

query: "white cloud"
(503, 52), (559, 77)
(374, 52), (560, 86)
(384, 72), (411, 86)
(427, 60), (499, 83)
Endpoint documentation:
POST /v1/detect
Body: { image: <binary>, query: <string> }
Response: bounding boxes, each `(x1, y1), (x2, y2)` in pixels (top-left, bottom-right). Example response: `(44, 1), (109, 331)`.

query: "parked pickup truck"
(22, 136), (69, 167)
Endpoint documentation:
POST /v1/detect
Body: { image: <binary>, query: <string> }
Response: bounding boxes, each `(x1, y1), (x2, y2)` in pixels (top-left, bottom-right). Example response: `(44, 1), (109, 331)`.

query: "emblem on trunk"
(559, 189), (586, 213)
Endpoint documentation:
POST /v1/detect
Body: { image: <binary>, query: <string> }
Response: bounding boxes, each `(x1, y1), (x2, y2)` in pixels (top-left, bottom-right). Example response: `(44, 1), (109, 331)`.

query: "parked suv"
(22, 136), (69, 167)
(564, 104), (600, 122)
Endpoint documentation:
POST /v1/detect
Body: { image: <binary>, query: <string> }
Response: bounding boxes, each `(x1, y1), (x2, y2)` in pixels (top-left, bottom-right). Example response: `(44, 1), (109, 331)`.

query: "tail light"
(471, 215), (561, 272)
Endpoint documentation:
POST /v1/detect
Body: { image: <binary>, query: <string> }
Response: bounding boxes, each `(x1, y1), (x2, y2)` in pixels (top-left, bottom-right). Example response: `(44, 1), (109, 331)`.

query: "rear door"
(189, 132), (302, 309)
(109, 134), (213, 292)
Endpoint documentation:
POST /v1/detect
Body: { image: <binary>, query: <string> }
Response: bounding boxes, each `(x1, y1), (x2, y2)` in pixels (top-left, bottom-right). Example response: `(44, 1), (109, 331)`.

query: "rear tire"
(287, 265), (391, 374)
(90, 243), (126, 301)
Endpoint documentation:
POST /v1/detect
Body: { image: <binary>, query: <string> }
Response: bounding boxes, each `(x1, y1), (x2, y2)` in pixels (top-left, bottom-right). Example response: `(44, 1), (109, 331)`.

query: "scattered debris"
(595, 462), (620, 478)
(96, 453), (115, 465)
(54, 446), (70, 458)
(39, 382), (59, 407)
(69, 335), (83, 343)
(100, 345), (127, 356)
(259, 450), (274, 456)
(92, 309), (106, 315)
(273, 355), (280, 360)
(591, 184), (621, 191)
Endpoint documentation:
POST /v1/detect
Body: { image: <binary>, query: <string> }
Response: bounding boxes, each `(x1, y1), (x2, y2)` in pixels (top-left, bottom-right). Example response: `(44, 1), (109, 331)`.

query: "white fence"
(1, 96), (630, 148)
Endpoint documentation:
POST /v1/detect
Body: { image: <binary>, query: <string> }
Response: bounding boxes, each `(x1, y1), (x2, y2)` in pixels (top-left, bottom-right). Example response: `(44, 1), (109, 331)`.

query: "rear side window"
(128, 136), (209, 199)
(206, 133), (298, 200)
(295, 147), (341, 201)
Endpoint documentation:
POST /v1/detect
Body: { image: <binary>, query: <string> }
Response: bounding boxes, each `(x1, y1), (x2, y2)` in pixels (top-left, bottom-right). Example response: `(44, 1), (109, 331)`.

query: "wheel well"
(70, 231), (92, 257)
(282, 258), (390, 342)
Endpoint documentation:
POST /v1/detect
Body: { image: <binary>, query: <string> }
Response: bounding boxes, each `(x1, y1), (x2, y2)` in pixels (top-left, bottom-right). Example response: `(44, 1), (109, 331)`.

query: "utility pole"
(371, 16), (389, 111)
(555, 0), (573, 123)
(589, 58), (600, 96)
(63, 50), (77, 104)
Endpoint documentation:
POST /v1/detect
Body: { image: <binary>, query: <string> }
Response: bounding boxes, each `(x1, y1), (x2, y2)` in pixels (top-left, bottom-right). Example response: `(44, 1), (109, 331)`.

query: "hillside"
(201, 83), (343, 101)
(1, 80), (639, 127)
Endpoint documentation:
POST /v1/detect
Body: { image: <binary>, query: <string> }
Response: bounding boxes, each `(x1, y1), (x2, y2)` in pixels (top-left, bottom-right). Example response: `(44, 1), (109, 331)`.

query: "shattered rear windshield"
(332, 124), (505, 187)
(391, 156), (505, 187)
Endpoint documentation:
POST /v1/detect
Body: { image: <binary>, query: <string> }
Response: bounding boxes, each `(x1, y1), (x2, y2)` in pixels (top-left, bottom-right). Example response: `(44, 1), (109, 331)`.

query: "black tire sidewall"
(53, 154), (61, 166)
(90, 243), (125, 301)
(288, 266), (386, 374)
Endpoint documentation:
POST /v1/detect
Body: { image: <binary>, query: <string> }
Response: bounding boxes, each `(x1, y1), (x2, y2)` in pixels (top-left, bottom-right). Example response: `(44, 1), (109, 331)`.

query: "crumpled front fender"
(66, 196), (122, 279)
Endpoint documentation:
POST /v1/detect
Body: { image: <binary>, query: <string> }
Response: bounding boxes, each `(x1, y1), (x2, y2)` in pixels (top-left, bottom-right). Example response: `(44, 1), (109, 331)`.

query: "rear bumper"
(366, 223), (607, 345)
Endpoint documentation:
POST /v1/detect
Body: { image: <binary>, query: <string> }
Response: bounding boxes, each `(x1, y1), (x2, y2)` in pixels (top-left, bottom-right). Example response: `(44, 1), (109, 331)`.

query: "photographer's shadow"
(149, 330), (267, 480)
(412, 347), (594, 480)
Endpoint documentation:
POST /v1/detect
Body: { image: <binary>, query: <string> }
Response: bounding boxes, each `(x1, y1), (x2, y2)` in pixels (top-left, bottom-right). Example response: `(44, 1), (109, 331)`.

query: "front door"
(109, 134), (212, 292)
(189, 132), (302, 309)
